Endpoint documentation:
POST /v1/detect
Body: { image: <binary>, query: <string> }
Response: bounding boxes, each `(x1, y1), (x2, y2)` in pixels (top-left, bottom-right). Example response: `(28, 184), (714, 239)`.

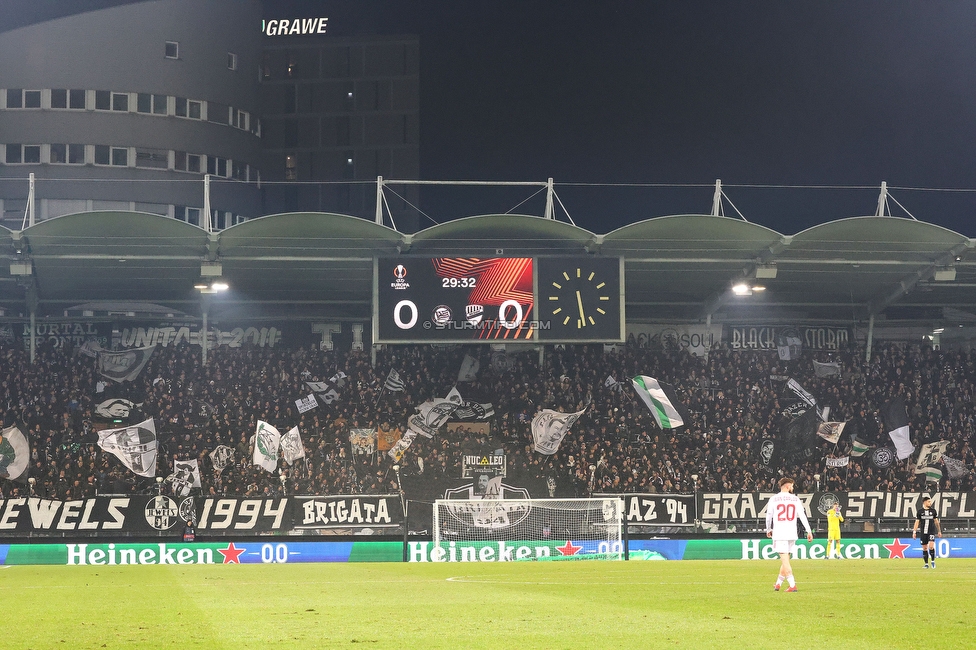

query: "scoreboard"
(374, 257), (623, 343)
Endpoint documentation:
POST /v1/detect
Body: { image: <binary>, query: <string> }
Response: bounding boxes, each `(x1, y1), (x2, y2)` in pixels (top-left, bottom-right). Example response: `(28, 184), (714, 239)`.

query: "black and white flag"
(279, 426), (306, 465)
(0, 425), (30, 483)
(349, 428), (377, 455)
(457, 354), (480, 382)
(98, 345), (156, 383)
(786, 379), (817, 409)
(169, 459), (202, 497)
(383, 369), (405, 392)
(407, 387), (463, 438)
(604, 375), (624, 392)
(631, 376), (687, 429)
(306, 381), (339, 405)
(531, 408), (586, 455)
(825, 456), (849, 468)
(943, 455), (970, 480)
(209, 445), (234, 473)
(813, 360), (842, 378)
(881, 398), (914, 460)
(94, 398), (139, 419)
(97, 418), (157, 478)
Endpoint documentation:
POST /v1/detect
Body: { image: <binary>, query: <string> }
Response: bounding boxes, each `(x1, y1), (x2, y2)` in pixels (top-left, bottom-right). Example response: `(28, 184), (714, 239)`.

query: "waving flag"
(279, 426), (306, 465)
(209, 445), (234, 473)
(407, 388), (463, 438)
(531, 408), (586, 455)
(97, 418), (157, 477)
(383, 369), (406, 392)
(457, 354), (480, 382)
(252, 421), (281, 473)
(0, 425), (30, 483)
(98, 345), (156, 383)
(915, 441), (948, 482)
(631, 376), (687, 429)
(169, 459), (202, 497)
(882, 398), (914, 460)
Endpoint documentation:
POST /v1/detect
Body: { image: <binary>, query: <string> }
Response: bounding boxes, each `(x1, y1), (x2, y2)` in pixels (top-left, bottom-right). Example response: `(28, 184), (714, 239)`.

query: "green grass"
(1, 559), (973, 649)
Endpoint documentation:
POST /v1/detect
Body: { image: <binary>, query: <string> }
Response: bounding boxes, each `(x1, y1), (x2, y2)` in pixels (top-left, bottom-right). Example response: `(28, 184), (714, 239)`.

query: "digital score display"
(375, 257), (623, 343)
(376, 258), (536, 342)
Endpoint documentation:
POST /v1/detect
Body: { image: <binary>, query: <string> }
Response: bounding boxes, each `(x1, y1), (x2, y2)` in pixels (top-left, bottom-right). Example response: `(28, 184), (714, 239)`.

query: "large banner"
(726, 325), (851, 352)
(620, 494), (696, 526)
(0, 495), (195, 534)
(626, 324), (722, 356)
(292, 496), (403, 531)
(696, 490), (976, 520)
(0, 495), (407, 537)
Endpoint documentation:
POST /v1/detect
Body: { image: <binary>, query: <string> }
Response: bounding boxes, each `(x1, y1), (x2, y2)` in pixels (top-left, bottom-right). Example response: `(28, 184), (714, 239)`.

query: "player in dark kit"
(912, 496), (941, 568)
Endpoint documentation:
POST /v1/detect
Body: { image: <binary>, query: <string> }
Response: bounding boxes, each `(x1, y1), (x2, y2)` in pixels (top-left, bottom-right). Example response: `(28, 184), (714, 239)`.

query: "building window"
(137, 93), (168, 114)
(50, 143), (66, 163)
(175, 206), (200, 225)
(94, 145), (110, 165)
(69, 89), (85, 109)
(165, 41), (179, 59)
(69, 144), (85, 164)
(207, 156), (228, 177)
(112, 92), (128, 111)
(227, 52), (238, 70)
(207, 102), (230, 125)
(95, 90), (111, 111)
(5, 144), (22, 163)
(24, 90), (41, 108)
(51, 89), (67, 109)
(23, 145), (40, 163)
(285, 154), (297, 180)
(235, 109), (248, 130)
(5, 90), (22, 109)
(135, 148), (168, 169)
(111, 147), (128, 166)
(232, 160), (247, 180)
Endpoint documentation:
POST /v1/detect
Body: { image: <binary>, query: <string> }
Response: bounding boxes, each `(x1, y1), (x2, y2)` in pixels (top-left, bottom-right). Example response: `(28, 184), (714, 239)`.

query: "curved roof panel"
(409, 214), (594, 255)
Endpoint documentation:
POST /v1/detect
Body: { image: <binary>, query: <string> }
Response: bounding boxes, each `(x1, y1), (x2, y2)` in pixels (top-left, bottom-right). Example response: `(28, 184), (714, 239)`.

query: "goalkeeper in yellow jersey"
(827, 503), (844, 559)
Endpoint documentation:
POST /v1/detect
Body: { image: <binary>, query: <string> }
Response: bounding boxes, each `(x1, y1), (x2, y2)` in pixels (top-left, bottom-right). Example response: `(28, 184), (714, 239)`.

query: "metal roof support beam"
(868, 240), (974, 315)
(699, 235), (793, 319)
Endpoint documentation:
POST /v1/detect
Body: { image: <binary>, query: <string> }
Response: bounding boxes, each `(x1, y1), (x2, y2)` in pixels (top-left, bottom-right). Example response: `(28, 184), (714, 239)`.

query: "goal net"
(432, 497), (625, 561)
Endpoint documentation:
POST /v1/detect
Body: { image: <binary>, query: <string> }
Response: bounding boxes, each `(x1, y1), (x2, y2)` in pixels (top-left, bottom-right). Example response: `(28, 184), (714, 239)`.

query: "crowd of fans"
(1, 335), (974, 504)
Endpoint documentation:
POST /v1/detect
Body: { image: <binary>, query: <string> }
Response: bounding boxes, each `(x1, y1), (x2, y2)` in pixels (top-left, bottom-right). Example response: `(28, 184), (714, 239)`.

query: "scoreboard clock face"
(536, 257), (622, 341)
(376, 257), (535, 342)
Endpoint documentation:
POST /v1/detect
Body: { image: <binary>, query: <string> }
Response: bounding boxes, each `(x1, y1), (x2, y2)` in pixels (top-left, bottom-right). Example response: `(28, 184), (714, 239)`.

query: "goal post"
(432, 497), (625, 561)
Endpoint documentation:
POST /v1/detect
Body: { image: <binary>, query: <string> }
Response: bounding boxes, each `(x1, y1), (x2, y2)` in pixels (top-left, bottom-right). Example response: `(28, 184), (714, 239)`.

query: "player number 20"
(775, 503), (796, 522)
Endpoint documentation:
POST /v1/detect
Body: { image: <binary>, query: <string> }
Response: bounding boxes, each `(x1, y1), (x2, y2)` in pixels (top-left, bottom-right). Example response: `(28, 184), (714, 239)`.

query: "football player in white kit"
(765, 477), (813, 592)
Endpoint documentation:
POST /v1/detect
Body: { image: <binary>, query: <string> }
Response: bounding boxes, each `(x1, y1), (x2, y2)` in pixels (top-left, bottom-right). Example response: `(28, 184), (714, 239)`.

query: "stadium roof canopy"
(2, 211), (974, 327)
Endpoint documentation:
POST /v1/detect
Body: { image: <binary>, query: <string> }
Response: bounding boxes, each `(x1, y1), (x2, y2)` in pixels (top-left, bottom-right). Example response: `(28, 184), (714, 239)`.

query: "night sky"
(286, 0), (976, 235)
(5, 1), (976, 235)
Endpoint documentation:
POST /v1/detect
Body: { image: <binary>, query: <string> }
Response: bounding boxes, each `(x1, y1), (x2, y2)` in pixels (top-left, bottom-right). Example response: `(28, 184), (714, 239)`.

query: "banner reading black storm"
(725, 326), (851, 352)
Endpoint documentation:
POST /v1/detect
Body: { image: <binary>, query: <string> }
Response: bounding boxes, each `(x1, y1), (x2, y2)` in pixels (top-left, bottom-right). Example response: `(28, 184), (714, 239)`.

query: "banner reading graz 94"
(616, 494), (696, 525)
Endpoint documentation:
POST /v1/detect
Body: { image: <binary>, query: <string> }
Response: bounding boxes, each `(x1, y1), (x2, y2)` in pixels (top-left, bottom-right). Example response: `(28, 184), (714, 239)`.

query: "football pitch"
(1, 559), (972, 649)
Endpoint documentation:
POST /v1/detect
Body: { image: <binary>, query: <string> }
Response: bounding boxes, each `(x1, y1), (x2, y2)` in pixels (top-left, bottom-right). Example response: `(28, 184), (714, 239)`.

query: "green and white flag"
(0, 425), (30, 483)
(915, 440), (948, 482)
(631, 376), (686, 429)
(252, 421), (281, 473)
(851, 438), (871, 457)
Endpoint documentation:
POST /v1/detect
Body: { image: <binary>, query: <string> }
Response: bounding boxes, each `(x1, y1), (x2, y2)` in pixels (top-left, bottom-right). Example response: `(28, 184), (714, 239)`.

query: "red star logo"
(218, 542), (245, 564)
(884, 538), (910, 559)
(556, 540), (582, 556)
